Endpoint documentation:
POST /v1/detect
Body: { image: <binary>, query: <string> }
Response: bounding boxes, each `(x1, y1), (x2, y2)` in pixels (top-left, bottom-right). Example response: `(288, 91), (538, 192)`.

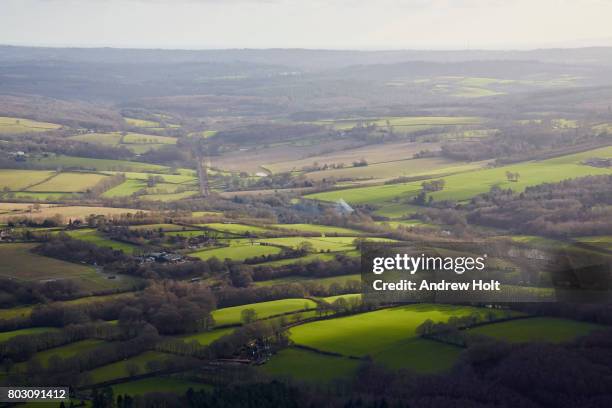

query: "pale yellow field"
(0, 170), (56, 190)
(26, 173), (108, 193)
(0, 205), (146, 223)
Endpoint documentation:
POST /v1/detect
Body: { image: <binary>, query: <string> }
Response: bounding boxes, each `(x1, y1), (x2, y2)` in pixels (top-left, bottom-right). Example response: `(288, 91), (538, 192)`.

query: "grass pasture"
(0, 327), (60, 343)
(272, 224), (364, 236)
(34, 155), (168, 173)
(261, 347), (360, 383)
(199, 223), (271, 235)
(0, 205), (144, 223)
(289, 304), (509, 357)
(212, 298), (316, 326)
(190, 243), (282, 262)
(87, 351), (174, 384)
(0, 116), (61, 134)
(102, 179), (146, 198)
(307, 146), (612, 205)
(0, 243), (137, 291)
(315, 116), (481, 130)
(66, 229), (139, 253)
(304, 157), (486, 183)
(29, 339), (106, 366)
(374, 338), (462, 373)
(0, 170), (56, 191)
(178, 328), (234, 345)
(26, 172), (108, 193)
(467, 317), (603, 343)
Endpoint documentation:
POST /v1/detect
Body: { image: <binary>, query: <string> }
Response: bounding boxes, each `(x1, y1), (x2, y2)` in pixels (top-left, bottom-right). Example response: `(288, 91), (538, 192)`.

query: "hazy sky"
(2, 0), (612, 49)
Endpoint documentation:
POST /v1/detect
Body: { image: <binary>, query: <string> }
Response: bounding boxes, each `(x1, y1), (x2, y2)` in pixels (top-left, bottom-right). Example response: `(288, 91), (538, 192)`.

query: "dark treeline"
(440, 120), (607, 163)
(467, 175), (612, 237)
(100, 326), (612, 408)
(252, 255), (360, 281)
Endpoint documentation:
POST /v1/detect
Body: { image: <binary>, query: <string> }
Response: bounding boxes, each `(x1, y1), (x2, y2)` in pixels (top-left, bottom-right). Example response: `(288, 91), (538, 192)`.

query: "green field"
(70, 132), (123, 146)
(129, 223), (189, 232)
(261, 347), (360, 383)
(34, 155), (168, 172)
(0, 243), (95, 281)
(0, 170), (56, 191)
(0, 116), (61, 134)
(29, 339), (106, 366)
(574, 235), (612, 251)
(178, 328), (234, 345)
(66, 229), (139, 253)
(320, 294), (361, 303)
(272, 224), (364, 236)
(124, 117), (160, 128)
(0, 327), (59, 343)
(212, 298), (316, 326)
(190, 243), (281, 261)
(0, 243), (138, 291)
(307, 146), (612, 205)
(290, 304), (508, 357)
(315, 116), (482, 130)
(26, 172), (108, 193)
(305, 157), (486, 182)
(199, 223), (271, 235)
(258, 236), (394, 252)
(112, 377), (211, 397)
(87, 351), (174, 384)
(102, 179), (146, 198)
(258, 252), (339, 267)
(467, 317), (603, 343)
(0, 292), (135, 321)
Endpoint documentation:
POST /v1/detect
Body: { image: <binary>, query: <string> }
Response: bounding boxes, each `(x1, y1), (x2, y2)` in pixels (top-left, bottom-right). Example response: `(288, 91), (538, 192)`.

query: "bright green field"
(27, 172), (108, 193)
(66, 229), (139, 253)
(0, 116), (61, 134)
(258, 236), (394, 252)
(467, 317), (603, 343)
(212, 298), (316, 326)
(261, 347), (360, 383)
(258, 252), (339, 267)
(199, 223), (271, 235)
(307, 146), (612, 205)
(0, 327), (59, 343)
(178, 328), (234, 345)
(273, 224), (364, 236)
(87, 351), (174, 384)
(112, 377), (211, 397)
(190, 243), (281, 261)
(102, 179), (146, 198)
(321, 294), (362, 303)
(0, 170), (56, 191)
(290, 304), (508, 357)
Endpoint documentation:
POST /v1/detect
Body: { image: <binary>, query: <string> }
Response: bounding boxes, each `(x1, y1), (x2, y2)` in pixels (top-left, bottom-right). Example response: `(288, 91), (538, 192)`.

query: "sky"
(2, 0), (612, 50)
